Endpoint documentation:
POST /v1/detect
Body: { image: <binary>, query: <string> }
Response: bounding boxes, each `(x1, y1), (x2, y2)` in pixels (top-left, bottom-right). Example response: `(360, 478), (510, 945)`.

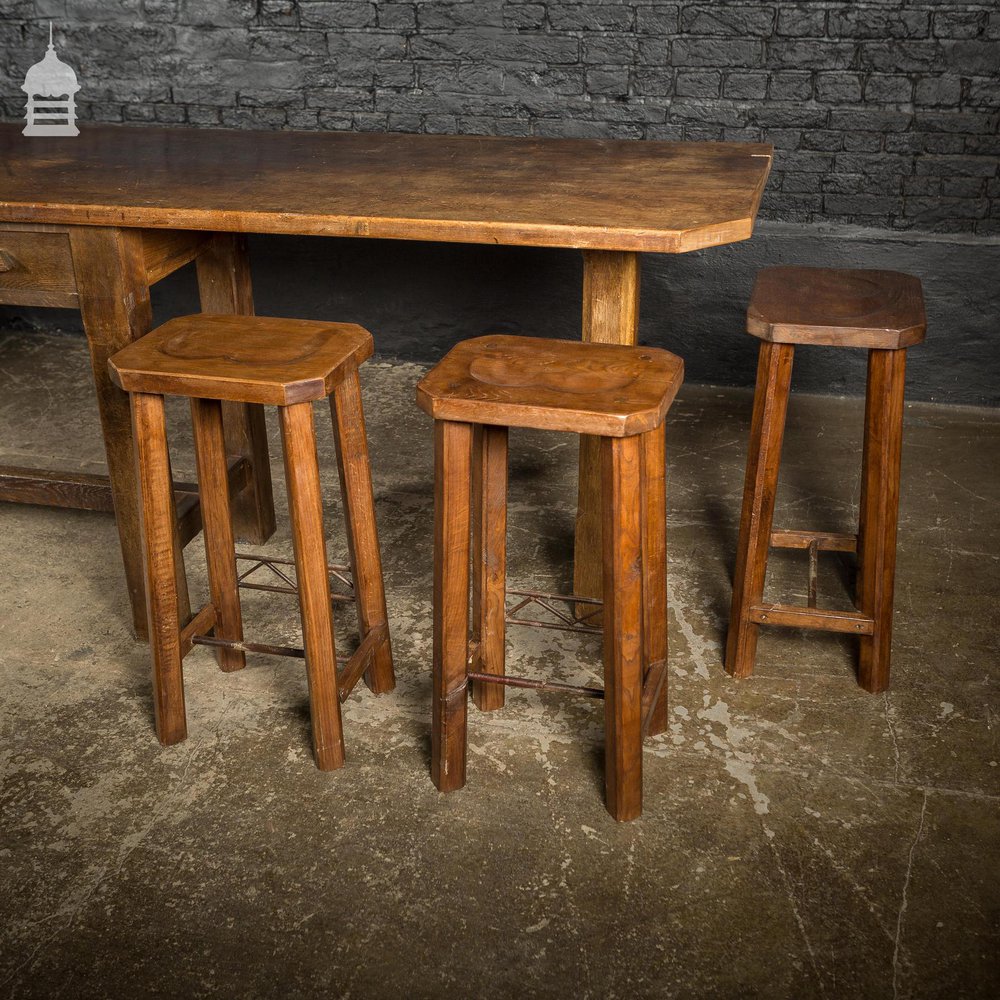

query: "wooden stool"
(108, 314), (395, 769)
(416, 335), (684, 821)
(726, 267), (926, 693)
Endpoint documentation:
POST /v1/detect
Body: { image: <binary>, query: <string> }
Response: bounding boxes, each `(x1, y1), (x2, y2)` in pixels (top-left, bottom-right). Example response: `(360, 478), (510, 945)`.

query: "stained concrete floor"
(0, 329), (997, 999)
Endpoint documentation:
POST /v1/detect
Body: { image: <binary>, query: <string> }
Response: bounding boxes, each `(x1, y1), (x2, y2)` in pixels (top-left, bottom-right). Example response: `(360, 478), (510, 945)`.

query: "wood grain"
(279, 401), (346, 771)
(431, 420), (473, 793)
(415, 334), (682, 437)
(131, 392), (187, 745)
(857, 349), (907, 692)
(0, 125), (773, 254)
(195, 232), (277, 545)
(770, 528), (857, 553)
(640, 425), (668, 738)
(71, 225), (167, 639)
(602, 434), (645, 822)
(191, 397), (246, 673)
(576, 250), (641, 607)
(108, 313), (374, 405)
(0, 466), (117, 511)
(471, 424), (508, 713)
(748, 267), (926, 350)
(749, 603), (875, 635)
(330, 369), (395, 696)
(725, 341), (795, 679)
(143, 229), (209, 285)
(0, 228), (77, 308)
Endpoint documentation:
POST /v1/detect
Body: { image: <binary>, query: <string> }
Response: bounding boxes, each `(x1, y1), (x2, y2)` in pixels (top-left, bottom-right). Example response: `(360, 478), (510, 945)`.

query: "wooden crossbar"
(336, 624), (388, 702)
(190, 624), (388, 702)
(749, 602), (874, 635)
(180, 604), (218, 658)
(770, 529), (857, 553)
(640, 659), (668, 738)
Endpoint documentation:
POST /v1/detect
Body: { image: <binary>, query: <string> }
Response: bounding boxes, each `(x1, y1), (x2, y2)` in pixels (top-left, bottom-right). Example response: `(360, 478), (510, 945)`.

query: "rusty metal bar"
(467, 670), (604, 699)
(234, 552), (354, 604)
(505, 588), (603, 636)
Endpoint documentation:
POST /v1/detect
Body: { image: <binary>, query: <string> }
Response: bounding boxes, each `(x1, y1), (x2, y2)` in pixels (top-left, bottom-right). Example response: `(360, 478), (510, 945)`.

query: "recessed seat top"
(747, 267), (926, 349)
(416, 335), (684, 437)
(108, 313), (373, 405)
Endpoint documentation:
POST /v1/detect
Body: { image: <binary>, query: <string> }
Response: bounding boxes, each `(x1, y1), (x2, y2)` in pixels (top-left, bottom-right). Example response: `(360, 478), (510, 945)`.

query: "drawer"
(0, 229), (78, 308)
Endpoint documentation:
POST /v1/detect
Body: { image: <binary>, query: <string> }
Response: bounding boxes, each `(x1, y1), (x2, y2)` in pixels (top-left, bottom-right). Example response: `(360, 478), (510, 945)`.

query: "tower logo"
(22, 24), (80, 137)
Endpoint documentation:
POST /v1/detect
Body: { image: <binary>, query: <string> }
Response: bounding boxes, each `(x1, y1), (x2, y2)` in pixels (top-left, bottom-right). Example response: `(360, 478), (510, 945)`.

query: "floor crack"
(892, 789), (930, 999)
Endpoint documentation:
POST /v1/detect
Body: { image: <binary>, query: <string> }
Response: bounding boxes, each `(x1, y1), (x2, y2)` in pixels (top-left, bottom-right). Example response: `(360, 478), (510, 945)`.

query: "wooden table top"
(0, 124), (772, 253)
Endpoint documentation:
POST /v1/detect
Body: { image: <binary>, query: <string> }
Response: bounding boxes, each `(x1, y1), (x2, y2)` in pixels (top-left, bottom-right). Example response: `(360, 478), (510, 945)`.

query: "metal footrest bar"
(467, 659), (668, 738)
(505, 588), (603, 635)
(235, 552), (354, 605)
(191, 625), (388, 703)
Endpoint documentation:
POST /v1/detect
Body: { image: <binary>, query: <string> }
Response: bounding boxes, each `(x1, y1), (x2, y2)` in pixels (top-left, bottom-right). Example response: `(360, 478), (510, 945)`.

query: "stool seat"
(416, 335), (683, 437)
(109, 313), (373, 405)
(747, 267), (926, 349)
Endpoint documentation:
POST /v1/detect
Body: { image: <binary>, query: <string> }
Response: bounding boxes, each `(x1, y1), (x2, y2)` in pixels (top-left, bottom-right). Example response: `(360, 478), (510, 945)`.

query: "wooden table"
(0, 124), (772, 636)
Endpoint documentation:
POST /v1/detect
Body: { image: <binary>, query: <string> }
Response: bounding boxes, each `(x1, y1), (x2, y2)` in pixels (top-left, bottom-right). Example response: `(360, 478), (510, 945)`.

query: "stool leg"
(857, 349), (907, 693)
(725, 341), (795, 679)
(602, 435), (644, 822)
(641, 425), (669, 737)
(191, 398), (245, 673)
(132, 393), (186, 746)
(431, 420), (473, 793)
(471, 424), (508, 712)
(330, 370), (395, 695)
(279, 402), (346, 771)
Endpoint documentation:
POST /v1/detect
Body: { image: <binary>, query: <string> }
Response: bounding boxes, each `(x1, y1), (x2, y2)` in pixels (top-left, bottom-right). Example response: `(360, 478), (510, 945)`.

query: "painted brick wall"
(1, 2), (998, 235)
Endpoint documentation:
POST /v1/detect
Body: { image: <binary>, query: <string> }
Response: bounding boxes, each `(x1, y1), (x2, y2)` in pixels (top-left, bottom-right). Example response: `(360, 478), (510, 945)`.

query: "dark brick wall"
(2, 1), (998, 236)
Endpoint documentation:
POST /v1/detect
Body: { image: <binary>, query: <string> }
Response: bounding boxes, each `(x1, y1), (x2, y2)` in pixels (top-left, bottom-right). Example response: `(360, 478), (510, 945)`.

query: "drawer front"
(0, 229), (78, 308)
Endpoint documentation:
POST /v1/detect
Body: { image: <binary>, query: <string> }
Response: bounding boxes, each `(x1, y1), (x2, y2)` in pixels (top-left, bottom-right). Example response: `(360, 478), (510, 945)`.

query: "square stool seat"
(747, 267), (927, 349)
(109, 313), (373, 404)
(416, 334), (683, 436)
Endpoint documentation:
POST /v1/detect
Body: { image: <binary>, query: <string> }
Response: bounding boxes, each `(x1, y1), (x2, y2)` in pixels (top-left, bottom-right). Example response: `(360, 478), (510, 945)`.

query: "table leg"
(69, 226), (190, 639)
(195, 233), (276, 544)
(574, 250), (640, 607)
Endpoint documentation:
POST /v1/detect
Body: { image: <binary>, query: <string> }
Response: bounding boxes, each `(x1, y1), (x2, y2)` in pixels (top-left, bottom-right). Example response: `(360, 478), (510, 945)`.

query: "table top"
(0, 124), (772, 253)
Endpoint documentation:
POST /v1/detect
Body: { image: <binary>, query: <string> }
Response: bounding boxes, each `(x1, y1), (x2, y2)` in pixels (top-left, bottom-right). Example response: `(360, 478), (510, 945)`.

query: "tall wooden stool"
(108, 314), (395, 770)
(726, 267), (926, 693)
(416, 335), (684, 821)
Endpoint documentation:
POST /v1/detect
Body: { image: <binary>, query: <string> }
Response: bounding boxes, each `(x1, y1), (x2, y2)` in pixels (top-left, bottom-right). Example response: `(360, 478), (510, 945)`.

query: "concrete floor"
(0, 330), (997, 999)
